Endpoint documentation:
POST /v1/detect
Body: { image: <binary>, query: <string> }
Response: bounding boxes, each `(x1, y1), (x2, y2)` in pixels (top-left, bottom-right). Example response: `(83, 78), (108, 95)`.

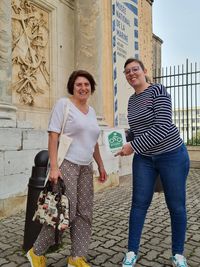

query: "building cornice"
(59, 0), (74, 10)
(153, 33), (163, 44)
(146, 0), (154, 5)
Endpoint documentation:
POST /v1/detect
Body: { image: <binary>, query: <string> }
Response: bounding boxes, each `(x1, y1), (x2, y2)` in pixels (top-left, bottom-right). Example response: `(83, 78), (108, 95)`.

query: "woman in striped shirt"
(116, 58), (190, 267)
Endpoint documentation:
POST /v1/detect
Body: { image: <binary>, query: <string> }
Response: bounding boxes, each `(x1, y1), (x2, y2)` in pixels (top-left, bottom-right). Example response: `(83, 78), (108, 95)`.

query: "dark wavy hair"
(67, 70), (96, 95)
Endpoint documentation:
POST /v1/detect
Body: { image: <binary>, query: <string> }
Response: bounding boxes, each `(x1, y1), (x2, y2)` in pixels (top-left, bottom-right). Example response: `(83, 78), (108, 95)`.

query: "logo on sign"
(108, 131), (123, 150)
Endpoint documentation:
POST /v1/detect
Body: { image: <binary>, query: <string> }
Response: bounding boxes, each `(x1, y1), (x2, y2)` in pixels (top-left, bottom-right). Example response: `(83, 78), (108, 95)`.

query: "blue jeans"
(128, 144), (190, 255)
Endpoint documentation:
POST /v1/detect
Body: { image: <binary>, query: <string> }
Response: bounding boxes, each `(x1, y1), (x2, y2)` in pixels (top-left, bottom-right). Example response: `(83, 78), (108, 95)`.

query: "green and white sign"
(104, 129), (126, 153)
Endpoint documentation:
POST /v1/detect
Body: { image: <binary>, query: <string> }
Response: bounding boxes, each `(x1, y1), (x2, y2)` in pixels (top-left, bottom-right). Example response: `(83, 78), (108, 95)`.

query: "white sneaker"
(122, 251), (138, 267)
(171, 254), (188, 267)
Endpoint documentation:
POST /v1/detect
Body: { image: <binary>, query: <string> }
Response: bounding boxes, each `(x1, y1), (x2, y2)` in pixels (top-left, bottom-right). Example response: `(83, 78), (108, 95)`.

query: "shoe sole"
(172, 262), (187, 267)
(122, 259), (137, 267)
(26, 251), (34, 267)
(122, 265), (136, 267)
(122, 262), (137, 267)
(68, 263), (90, 267)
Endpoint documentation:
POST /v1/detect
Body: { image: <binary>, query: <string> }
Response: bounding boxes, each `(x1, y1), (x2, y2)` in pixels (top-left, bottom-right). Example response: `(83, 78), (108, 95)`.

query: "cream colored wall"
(188, 146), (200, 162)
(74, 0), (104, 120)
(0, 0), (157, 219)
(101, 0), (114, 127)
(15, 0), (75, 130)
(138, 0), (153, 79)
(12, 0), (153, 129)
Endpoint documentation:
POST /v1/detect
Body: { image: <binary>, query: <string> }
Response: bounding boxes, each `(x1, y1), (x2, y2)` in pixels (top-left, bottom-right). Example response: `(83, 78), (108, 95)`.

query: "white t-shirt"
(48, 98), (100, 165)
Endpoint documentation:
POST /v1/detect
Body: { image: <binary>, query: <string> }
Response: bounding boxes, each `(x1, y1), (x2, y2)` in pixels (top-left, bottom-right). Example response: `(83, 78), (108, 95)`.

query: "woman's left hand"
(98, 165), (107, 183)
(115, 143), (134, 157)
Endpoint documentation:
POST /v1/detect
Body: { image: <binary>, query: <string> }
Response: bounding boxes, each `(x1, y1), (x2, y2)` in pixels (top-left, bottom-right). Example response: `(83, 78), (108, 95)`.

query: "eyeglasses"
(123, 66), (140, 75)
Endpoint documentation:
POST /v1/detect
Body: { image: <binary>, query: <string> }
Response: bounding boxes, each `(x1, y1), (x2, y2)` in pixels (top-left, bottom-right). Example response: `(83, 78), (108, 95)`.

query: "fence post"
(186, 58), (189, 142)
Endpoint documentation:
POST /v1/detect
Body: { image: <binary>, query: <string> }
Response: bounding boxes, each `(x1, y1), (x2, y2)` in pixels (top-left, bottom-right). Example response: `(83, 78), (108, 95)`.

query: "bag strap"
(54, 177), (65, 245)
(60, 98), (70, 135)
(44, 99), (70, 186)
(58, 177), (66, 194)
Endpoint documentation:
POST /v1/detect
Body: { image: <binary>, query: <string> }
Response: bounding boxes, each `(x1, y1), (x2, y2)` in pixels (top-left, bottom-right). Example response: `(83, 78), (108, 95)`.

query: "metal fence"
(153, 59), (200, 146)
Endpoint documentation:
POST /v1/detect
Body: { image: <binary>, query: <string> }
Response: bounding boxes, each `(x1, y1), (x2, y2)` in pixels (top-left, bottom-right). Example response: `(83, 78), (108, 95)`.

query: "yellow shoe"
(68, 256), (91, 267)
(27, 248), (46, 267)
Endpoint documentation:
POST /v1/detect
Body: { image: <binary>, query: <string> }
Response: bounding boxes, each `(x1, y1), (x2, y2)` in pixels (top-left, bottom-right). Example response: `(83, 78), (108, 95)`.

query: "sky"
(152, 0), (200, 68)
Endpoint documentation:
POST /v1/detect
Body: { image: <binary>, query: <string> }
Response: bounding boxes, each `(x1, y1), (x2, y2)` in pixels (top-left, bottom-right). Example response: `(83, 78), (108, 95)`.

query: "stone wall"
(0, 123), (48, 218)
(0, 0), (153, 218)
(12, 0), (75, 130)
(153, 33), (163, 77)
(0, 126), (131, 218)
(187, 146), (200, 169)
(138, 0), (154, 79)
(1, 0), (155, 129)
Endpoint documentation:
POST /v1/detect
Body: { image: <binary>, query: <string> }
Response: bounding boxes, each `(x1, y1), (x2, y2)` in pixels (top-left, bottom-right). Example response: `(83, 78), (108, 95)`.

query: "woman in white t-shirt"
(27, 70), (107, 267)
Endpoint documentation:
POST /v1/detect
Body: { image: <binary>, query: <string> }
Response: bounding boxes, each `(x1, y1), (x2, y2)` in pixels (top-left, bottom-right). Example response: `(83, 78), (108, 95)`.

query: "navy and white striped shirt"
(127, 83), (183, 156)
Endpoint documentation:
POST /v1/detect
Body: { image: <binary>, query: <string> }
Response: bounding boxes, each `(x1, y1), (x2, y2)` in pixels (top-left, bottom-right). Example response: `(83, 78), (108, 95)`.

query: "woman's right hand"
(49, 168), (62, 184)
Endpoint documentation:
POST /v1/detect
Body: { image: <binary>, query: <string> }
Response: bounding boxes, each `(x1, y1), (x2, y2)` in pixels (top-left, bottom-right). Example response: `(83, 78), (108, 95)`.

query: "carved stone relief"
(11, 0), (49, 107)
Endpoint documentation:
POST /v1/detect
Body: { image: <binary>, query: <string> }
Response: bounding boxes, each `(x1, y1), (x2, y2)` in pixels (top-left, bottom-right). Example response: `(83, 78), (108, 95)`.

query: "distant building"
(173, 107), (200, 142)
(152, 33), (163, 78)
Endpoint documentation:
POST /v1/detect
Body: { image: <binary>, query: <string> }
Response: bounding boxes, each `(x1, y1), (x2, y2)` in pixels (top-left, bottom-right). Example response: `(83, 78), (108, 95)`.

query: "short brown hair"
(124, 58), (145, 71)
(124, 58), (151, 82)
(67, 70), (96, 95)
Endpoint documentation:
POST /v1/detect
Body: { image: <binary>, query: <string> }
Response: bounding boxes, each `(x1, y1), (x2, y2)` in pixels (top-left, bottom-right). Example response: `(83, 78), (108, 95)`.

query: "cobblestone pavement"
(0, 169), (200, 267)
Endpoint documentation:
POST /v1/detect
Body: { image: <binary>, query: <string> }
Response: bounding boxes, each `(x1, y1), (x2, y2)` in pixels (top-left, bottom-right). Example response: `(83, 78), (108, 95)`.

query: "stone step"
(190, 160), (200, 169)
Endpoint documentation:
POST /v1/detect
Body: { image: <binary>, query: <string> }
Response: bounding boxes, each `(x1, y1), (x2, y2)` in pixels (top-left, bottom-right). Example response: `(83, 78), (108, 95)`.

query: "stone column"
(0, 0), (17, 122)
(74, 0), (105, 122)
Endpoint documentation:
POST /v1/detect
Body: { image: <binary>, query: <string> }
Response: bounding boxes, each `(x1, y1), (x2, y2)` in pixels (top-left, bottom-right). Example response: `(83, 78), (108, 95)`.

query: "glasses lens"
(124, 66), (140, 75)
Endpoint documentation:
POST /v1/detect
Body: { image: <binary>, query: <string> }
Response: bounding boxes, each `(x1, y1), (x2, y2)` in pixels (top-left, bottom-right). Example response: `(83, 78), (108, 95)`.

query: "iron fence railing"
(153, 59), (200, 146)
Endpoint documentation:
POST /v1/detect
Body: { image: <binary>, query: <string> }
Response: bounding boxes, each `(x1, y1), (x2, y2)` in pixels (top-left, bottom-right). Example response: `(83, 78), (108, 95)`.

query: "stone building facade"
(0, 0), (154, 217)
(152, 33), (163, 78)
(138, 0), (154, 78)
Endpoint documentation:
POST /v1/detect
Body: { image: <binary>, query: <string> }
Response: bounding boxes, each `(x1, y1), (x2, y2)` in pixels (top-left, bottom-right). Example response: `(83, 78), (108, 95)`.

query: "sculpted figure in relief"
(11, 0), (49, 105)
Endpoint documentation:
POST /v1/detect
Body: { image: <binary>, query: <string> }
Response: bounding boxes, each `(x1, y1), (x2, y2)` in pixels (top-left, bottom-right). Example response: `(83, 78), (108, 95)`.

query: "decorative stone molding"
(59, 0), (74, 9)
(0, 0), (17, 121)
(11, 0), (50, 106)
(146, 0), (154, 5)
(0, 103), (17, 120)
(74, 0), (104, 119)
(0, 0), (12, 105)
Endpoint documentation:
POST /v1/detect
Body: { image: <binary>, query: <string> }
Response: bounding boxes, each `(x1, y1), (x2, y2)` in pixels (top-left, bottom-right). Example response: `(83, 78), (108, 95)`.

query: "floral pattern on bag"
(32, 179), (70, 231)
